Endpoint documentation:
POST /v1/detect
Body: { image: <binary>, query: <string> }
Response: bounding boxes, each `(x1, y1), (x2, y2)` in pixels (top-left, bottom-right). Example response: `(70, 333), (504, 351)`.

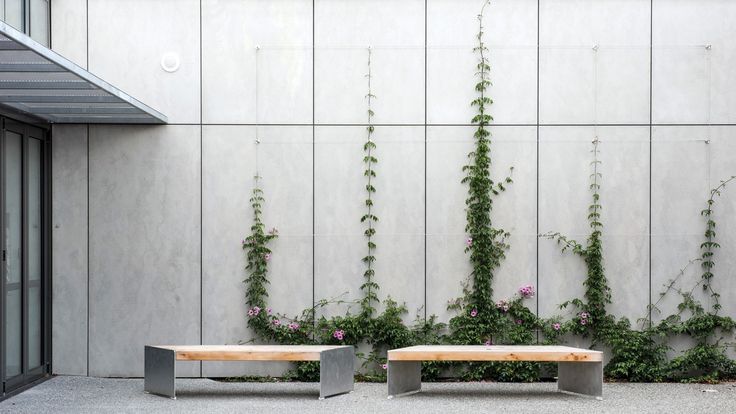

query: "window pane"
(28, 138), (42, 369)
(0, 0), (24, 32)
(4, 130), (23, 378)
(30, 0), (49, 46)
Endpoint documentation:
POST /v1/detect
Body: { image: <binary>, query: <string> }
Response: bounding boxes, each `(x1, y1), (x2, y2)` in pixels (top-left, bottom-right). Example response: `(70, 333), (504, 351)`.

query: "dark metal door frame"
(1, 116), (50, 397)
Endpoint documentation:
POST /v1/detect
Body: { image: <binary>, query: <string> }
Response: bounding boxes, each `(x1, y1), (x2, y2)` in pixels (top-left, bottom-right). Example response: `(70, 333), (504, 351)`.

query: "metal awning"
(0, 21), (166, 124)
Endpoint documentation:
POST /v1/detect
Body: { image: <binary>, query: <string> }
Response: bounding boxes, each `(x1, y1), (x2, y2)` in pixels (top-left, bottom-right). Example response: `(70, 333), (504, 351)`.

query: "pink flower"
(247, 309), (254, 317)
(288, 322), (300, 331)
(333, 329), (345, 341)
(518, 284), (535, 299)
(496, 300), (510, 312)
(267, 308), (272, 315)
(580, 312), (589, 319)
(515, 319), (522, 325)
(264, 253), (271, 261)
(272, 319), (281, 326)
(484, 339), (492, 346)
(580, 319), (587, 325)
(466, 237), (473, 247)
(552, 323), (561, 331)
(470, 308), (478, 317)
(269, 227), (279, 235)
(252, 306), (261, 316)
(381, 364), (388, 370)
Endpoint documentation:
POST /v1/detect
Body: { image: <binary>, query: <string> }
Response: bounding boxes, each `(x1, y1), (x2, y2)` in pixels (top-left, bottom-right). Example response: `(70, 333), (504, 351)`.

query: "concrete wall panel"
(87, 125), (201, 377)
(201, 125), (312, 376)
(51, 125), (88, 375)
(87, 0), (201, 123)
(315, 0), (425, 124)
(707, 127), (736, 319)
(46, 0), (736, 377)
(51, 0), (88, 68)
(539, 127), (650, 321)
(653, 0), (736, 124)
(202, 0), (312, 124)
(427, 0), (538, 125)
(426, 126), (536, 321)
(539, 0), (650, 124)
(314, 126), (424, 321)
(650, 126), (710, 321)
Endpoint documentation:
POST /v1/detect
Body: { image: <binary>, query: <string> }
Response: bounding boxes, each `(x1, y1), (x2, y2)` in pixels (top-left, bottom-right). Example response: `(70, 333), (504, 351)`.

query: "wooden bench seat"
(387, 345), (603, 399)
(144, 345), (354, 400)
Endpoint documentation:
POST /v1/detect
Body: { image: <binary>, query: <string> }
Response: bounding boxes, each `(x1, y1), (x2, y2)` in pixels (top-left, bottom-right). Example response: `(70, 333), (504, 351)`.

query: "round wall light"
(160, 52), (180, 73)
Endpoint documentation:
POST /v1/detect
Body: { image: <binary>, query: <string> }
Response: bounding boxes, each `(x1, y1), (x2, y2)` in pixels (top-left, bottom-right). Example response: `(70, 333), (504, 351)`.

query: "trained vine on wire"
(360, 46), (380, 318)
(238, 3), (735, 385)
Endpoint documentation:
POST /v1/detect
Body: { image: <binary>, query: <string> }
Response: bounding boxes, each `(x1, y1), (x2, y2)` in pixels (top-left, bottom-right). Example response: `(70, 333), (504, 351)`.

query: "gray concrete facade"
(49, 0), (736, 377)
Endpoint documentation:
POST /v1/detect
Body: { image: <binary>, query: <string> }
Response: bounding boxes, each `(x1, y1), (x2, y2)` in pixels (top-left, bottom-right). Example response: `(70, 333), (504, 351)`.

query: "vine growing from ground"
(238, 3), (735, 385)
(242, 175), (283, 338)
(443, 0), (539, 382)
(360, 47), (379, 318)
(652, 176), (736, 382)
(540, 140), (736, 382)
(541, 138), (612, 338)
(461, 0), (512, 313)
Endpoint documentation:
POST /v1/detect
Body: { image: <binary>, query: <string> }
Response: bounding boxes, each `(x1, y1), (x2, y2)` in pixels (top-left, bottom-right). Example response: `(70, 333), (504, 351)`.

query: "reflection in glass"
(28, 138), (42, 368)
(4, 130), (22, 377)
(30, 0), (49, 46)
(0, 0), (24, 32)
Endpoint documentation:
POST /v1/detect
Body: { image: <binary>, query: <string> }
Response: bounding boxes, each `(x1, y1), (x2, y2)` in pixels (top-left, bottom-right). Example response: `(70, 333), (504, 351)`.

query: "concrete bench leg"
(144, 346), (177, 399)
(387, 361), (422, 398)
(557, 361), (603, 399)
(319, 346), (355, 399)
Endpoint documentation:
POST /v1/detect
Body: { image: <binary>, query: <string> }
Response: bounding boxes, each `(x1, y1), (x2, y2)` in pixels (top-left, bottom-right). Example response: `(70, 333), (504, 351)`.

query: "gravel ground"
(1, 376), (735, 414)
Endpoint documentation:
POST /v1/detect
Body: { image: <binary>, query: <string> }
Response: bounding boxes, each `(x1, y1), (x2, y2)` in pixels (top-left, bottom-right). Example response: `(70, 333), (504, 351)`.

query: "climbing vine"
(441, 0), (540, 382)
(237, 2), (735, 385)
(541, 140), (735, 382)
(242, 175), (284, 338)
(461, 0), (512, 313)
(652, 176), (736, 382)
(541, 138), (612, 338)
(360, 47), (379, 317)
(698, 176), (736, 313)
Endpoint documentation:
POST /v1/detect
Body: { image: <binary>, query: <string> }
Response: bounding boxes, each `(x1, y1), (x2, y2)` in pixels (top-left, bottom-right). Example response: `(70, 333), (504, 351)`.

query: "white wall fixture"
(160, 52), (180, 73)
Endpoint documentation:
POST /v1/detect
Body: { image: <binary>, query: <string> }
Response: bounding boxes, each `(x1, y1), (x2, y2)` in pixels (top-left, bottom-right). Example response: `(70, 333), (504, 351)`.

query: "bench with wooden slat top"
(387, 345), (603, 399)
(144, 345), (354, 400)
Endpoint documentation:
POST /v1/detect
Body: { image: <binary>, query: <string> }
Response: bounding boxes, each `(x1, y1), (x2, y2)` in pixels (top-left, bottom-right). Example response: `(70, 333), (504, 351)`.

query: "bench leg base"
(144, 346), (176, 399)
(557, 361), (603, 399)
(319, 347), (355, 399)
(387, 361), (422, 398)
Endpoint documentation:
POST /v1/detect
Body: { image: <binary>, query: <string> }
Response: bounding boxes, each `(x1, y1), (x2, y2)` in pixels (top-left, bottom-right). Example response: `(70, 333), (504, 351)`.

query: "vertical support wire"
(423, 0), (427, 322)
(705, 44), (712, 192)
(255, 46), (261, 178)
(535, 0), (540, 341)
(592, 43), (599, 141)
(648, 0), (653, 328)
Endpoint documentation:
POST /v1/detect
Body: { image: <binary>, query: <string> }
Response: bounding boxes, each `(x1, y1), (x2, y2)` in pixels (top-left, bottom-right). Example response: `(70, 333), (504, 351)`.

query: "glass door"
(1, 118), (48, 395)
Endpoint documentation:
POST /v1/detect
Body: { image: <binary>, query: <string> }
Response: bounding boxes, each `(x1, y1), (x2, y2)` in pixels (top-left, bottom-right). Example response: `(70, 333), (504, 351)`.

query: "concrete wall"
(49, 0), (736, 377)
